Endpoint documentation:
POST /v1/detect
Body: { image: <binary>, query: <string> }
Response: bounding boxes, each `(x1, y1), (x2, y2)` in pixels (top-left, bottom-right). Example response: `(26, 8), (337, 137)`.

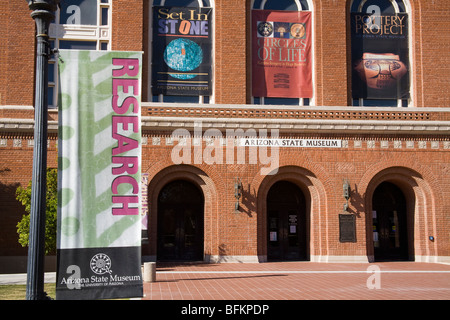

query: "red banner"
(252, 10), (312, 99)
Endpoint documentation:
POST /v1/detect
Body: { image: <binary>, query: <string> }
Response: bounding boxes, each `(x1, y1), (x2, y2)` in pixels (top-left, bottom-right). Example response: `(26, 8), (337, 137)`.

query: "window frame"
(48, 0), (112, 109)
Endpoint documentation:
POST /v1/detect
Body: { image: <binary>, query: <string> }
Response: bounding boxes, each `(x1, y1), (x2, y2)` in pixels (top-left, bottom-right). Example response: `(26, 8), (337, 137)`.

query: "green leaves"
(16, 168), (58, 255)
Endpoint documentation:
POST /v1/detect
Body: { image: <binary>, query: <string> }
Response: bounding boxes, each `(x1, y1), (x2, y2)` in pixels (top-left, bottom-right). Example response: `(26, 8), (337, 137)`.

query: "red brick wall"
(111, 0), (144, 52)
(412, 0), (450, 107)
(139, 130), (450, 260)
(0, 2), (35, 106)
(0, 135), (58, 259)
(314, 0), (350, 106)
(215, 0), (248, 104)
(1, 1), (449, 107)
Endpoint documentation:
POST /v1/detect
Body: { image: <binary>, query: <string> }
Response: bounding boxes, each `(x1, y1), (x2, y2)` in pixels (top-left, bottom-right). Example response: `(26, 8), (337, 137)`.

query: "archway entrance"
(267, 181), (307, 261)
(157, 180), (204, 261)
(372, 182), (409, 261)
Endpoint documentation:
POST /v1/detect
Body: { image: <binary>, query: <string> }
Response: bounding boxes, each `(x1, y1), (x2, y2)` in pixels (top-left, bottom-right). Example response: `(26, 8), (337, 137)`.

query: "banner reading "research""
(56, 50), (143, 300)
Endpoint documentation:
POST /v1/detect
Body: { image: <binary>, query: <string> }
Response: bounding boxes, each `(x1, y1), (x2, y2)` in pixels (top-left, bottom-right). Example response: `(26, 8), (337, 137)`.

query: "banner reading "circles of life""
(252, 10), (313, 99)
(56, 50), (143, 300)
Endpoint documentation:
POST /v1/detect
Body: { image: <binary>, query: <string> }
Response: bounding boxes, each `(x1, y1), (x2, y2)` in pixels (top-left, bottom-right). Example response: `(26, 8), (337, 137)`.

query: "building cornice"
(0, 118), (58, 133)
(143, 103), (450, 122)
(1, 104), (450, 136)
(140, 116), (450, 135)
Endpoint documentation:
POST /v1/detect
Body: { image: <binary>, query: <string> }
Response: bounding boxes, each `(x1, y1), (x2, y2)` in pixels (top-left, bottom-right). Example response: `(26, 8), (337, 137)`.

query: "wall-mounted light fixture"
(234, 177), (242, 212)
(343, 179), (350, 212)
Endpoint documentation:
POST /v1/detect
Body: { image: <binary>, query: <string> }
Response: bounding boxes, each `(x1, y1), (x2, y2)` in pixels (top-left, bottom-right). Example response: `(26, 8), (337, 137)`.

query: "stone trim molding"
(141, 116), (450, 135)
(205, 255), (261, 263)
(1, 116), (449, 136)
(310, 255), (370, 263)
(1, 104), (450, 135)
(143, 103), (450, 122)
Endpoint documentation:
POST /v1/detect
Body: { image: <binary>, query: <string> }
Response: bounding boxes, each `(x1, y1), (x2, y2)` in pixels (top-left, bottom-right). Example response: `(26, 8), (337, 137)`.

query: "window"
(252, 0), (314, 106)
(350, 0), (411, 107)
(149, 0), (213, 104)
(48, 0), (111, 108)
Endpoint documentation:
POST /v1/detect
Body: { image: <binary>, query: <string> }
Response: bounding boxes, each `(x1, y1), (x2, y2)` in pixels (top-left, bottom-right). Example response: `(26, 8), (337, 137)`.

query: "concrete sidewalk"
(1, 262), (449, 300)
(0, 272), (56, 285)
(143, 261), (450, 300)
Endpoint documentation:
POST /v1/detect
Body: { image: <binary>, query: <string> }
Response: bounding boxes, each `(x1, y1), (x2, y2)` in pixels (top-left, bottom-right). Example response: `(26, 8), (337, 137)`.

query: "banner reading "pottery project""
(351, 12), (410, 99)
(56, 50), (143, 300)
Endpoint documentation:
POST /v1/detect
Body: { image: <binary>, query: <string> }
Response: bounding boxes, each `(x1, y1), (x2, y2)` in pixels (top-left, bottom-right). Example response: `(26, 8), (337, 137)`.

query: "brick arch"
(360, 165), (438, 262)
(144, 164), (218, 261)
(253, 165), (329, 262)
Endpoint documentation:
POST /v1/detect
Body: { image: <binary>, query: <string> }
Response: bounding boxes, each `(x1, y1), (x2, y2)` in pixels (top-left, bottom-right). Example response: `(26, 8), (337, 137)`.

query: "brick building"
(0, 0), (449, 272)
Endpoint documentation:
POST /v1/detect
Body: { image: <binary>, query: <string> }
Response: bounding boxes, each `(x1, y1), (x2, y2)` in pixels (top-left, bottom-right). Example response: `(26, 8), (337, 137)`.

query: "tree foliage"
(16, 168), (58, 255)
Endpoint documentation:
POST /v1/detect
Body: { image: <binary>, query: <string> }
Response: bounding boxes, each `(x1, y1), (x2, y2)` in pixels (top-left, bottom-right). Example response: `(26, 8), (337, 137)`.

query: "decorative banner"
(252, 10), (312, 99)
(152, 6), (212, 96)
(351, 13), (409, 99)
(141, 173), (149, 230)
(56, 50), (143, 300)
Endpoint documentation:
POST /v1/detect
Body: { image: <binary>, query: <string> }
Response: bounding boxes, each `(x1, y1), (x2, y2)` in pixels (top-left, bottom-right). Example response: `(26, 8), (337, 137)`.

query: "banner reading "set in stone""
(152, 6), (213, 96)
(56, 50), (143, 300)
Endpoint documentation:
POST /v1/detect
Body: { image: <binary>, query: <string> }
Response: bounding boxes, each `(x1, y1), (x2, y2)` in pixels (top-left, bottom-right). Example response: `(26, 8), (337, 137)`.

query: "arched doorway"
(157, 180), (204, 261)
(372, 181), (409, 261)
(267, 181), (307, 261)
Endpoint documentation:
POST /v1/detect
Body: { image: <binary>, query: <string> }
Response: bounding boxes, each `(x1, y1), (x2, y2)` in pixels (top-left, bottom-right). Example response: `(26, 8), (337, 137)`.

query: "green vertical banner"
(56, 50), (143, 300)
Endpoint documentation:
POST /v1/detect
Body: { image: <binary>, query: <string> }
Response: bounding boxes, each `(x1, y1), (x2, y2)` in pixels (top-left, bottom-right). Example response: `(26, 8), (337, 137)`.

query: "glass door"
(157, 180), (204, 261)
(372, 182), (408, 261)
(267, 181), (307, 261)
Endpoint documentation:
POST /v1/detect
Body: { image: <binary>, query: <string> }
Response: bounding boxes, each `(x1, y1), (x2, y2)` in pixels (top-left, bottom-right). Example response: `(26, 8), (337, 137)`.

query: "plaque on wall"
(339, 214), (356, 243)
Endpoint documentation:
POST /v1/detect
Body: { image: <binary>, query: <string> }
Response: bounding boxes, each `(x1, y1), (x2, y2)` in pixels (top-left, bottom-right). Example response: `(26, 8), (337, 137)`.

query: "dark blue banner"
(351, 13), (410, 99)
(152, 6), (212, 96)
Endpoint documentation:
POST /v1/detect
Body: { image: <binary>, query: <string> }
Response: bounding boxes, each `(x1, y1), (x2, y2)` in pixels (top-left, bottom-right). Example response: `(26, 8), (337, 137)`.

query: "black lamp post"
(24, 0), (59, 300)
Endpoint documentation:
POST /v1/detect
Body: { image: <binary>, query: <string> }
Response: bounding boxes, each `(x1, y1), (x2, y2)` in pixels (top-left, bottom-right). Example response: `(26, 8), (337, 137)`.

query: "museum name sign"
(240, 138), (342, 148)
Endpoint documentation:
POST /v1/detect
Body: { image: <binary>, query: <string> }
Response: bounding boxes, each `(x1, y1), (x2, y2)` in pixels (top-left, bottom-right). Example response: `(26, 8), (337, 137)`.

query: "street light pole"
(24, 0), (59, 300)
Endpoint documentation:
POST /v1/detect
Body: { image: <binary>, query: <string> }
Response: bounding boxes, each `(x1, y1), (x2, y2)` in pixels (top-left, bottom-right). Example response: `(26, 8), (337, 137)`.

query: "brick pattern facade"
(138, 128), (449, 261)
(0, 3), (35, 106)
(1, 1), (449, 107)
(0, 0), (449, 271)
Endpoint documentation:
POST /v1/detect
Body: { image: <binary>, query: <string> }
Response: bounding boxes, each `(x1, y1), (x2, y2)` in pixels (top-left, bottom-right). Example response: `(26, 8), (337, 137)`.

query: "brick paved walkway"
(143, 262), (450, 300)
